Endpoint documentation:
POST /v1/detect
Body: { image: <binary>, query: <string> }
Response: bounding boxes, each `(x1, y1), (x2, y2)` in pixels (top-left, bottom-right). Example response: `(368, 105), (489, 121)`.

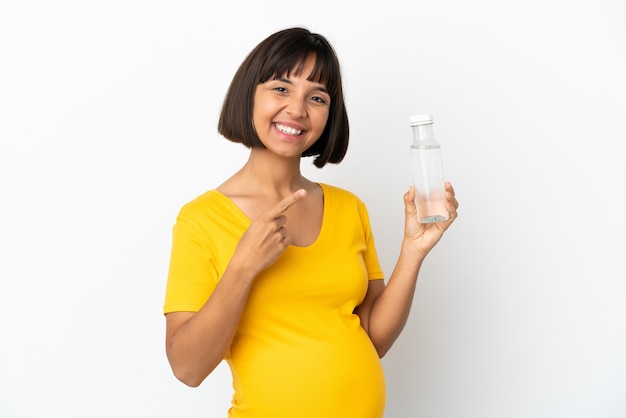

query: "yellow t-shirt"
(164, 183), (386, 418)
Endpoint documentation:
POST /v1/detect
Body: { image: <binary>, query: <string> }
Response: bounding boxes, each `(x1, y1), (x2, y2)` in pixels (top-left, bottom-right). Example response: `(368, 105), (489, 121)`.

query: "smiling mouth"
(274, 123), (303, 136)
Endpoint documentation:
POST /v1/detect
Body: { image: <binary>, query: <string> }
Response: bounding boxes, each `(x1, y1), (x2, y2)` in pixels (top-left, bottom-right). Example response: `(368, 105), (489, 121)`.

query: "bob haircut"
(218, 27), (349, 168)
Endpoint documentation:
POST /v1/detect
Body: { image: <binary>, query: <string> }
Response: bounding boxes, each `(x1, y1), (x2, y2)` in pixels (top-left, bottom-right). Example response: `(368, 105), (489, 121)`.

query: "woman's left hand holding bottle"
(402, 182), (459, 258)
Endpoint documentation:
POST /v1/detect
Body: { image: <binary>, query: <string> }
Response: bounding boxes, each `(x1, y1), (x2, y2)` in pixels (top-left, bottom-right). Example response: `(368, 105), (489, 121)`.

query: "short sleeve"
(357, 200), (385, 281)
(163, 211), (219, 314)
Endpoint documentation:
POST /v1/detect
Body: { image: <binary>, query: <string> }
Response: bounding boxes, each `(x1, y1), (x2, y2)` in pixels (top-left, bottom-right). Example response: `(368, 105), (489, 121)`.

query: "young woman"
(164, 27), (458, 418)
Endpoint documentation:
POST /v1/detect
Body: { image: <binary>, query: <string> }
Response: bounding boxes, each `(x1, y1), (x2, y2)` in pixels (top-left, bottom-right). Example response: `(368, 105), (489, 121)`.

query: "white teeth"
(275, 123), (302, 135)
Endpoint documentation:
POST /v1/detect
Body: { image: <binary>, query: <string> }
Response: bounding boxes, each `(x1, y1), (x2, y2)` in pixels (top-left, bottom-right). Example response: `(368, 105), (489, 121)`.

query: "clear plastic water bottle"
(409, 114), (449, 223)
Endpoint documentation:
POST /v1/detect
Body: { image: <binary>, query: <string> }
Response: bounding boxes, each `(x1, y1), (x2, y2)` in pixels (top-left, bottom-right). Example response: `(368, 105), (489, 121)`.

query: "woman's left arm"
(355, 182), (459, 357)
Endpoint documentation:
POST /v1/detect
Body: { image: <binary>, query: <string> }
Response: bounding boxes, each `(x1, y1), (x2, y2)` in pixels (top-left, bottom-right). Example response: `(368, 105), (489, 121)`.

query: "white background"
(1, 1), (625, 417)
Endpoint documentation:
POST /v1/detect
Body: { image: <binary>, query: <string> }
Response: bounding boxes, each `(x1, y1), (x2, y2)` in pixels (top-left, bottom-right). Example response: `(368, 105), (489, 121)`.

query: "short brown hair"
(218, 27), (349, 168)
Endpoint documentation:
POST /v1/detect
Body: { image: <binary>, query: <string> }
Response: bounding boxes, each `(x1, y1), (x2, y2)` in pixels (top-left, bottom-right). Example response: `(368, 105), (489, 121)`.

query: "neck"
(238, 149), (310, 196)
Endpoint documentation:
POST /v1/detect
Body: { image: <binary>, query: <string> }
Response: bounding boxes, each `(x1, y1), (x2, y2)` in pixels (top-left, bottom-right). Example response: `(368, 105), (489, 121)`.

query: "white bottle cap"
(409, 113), (433, 126)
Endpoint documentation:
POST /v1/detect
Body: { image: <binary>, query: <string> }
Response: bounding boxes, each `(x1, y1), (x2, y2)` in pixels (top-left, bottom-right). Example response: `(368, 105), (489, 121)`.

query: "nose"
(285, 95), (307, 118)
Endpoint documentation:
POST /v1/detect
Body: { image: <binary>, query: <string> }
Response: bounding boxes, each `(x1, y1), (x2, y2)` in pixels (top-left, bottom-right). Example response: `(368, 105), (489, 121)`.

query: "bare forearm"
(166, 263), (255, 386)
(369, 242), (426, 357)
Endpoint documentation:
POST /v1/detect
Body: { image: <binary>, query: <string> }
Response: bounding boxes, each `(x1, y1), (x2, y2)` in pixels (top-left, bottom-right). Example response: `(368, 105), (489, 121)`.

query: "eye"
(273, 86), (288, 93)
(311, 95), (327, 104)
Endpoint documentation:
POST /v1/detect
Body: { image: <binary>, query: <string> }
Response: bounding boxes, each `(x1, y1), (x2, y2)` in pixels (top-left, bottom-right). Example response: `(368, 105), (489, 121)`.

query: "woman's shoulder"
(319, 183), (366, 207)
(177, 189), (230, 218)
(181, 188), (220, 205)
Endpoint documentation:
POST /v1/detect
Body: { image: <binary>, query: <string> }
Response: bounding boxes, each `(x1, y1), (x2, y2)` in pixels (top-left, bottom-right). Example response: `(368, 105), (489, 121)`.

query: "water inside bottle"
(415, 195), (449, 223)
(410, 145), (448, 223)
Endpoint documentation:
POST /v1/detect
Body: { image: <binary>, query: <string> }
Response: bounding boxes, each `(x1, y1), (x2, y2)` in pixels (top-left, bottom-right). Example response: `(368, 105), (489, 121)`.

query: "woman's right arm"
(165, 189), (307, 387)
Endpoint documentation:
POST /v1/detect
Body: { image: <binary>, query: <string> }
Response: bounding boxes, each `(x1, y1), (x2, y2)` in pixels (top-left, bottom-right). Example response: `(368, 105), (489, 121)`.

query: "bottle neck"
(411, 123), (436, 146)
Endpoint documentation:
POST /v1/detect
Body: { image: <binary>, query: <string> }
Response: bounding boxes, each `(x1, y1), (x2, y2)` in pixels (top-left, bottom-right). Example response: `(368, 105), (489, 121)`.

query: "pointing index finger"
(267, 189), (307, 219)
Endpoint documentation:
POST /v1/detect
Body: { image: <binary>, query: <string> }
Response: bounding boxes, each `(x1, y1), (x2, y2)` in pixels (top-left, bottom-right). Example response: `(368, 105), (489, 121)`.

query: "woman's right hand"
(232, 189), (307, 274)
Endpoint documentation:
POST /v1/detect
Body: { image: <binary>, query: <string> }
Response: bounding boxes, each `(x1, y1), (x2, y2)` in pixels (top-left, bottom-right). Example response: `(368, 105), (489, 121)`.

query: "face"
(252, 57), (331, 160)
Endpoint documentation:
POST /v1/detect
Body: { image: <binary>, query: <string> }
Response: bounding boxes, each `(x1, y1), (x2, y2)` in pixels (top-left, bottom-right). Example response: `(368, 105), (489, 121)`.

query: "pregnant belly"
(227, 327), (386, 418)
